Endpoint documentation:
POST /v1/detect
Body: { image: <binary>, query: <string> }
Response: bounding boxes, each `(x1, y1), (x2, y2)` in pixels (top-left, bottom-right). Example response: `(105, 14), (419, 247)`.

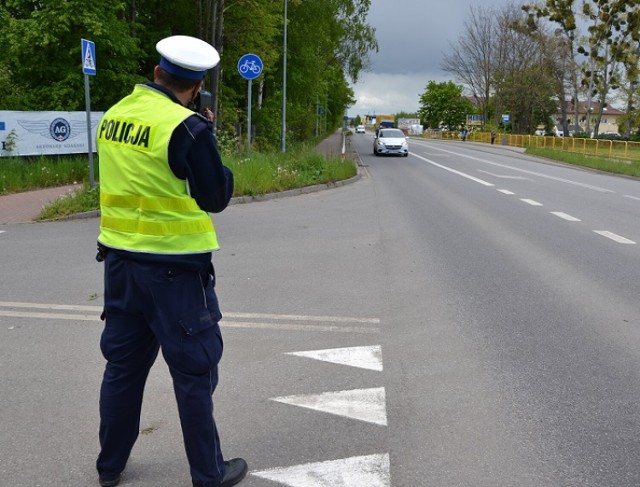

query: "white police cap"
(156, 35), (220, 80)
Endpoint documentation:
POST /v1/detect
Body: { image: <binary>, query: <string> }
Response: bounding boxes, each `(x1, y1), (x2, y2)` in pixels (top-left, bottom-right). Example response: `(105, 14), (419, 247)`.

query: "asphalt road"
(2, 133), (640, 486)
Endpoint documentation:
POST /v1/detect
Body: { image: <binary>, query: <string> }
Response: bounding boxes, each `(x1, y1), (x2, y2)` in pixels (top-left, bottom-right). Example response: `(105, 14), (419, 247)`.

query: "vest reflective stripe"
(101, 215), (214, 236)
(101, 192), (201, 212)
(97, 85), (219, 254)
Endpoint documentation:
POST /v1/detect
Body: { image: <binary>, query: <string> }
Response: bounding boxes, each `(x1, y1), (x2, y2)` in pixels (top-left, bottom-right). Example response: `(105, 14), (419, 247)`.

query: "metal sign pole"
(84, 73), (95, 188)
(81, 38), (96, 188)
(237, 53), (263, 157)
(247, 79), (252, 156)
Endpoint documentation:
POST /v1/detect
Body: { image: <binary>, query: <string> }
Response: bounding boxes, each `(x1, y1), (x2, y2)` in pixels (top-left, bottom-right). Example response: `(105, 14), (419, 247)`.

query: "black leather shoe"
(98, 473), (121, 487)
(219, 458), (248, 487)
(193, 458), (248, 487)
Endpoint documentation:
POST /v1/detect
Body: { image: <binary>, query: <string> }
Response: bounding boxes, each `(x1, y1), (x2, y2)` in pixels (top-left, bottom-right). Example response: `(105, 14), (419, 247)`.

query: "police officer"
(95, 35), (247, 487)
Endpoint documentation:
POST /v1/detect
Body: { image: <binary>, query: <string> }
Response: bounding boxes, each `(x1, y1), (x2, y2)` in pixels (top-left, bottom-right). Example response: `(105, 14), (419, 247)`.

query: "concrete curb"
(50, 164), (363, 221)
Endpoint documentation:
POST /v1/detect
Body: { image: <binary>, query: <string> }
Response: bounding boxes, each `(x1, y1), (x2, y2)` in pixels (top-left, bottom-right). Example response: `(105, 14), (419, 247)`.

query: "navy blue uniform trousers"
(97, 252), (226, 486)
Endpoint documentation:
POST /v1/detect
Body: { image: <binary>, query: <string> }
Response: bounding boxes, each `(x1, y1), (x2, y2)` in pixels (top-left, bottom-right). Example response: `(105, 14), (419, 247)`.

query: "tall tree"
(579, 0), (637, 136)
(491, 3), (558, 132)
(0, 0), (378, 149)
(523, 0), (580, 136)
(1, 0), (143, 110)
(418, 80), (473, 130)
(442, 6), (496, 128)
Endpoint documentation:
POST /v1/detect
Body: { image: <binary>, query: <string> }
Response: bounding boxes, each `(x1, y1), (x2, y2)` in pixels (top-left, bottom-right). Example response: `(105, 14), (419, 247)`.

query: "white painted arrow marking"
(271, 387), (387, 426)
(251, 453), (390, 487)
(286, 345), (383, 371)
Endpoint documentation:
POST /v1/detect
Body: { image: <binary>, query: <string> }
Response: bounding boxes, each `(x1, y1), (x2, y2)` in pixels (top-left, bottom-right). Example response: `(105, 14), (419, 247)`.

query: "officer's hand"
(203, 108), (214, 122)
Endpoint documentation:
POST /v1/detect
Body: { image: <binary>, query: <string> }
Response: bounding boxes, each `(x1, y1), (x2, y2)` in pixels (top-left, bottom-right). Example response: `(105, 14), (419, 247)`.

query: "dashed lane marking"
(251, 453), (390, 487)
(497, 189), (515, 195)
(520, 198), (543, 206)
(593, 231), (636, 245)
(551, 212), (581, 222)
(287, 345), (383, 371)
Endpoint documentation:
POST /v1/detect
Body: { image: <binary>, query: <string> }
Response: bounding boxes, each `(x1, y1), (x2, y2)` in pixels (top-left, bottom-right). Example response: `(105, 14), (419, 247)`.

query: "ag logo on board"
(50, 118), (71, 142)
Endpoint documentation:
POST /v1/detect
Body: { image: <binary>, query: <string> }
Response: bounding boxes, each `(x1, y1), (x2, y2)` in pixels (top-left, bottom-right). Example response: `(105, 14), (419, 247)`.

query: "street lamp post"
(281, 0), (287, 153)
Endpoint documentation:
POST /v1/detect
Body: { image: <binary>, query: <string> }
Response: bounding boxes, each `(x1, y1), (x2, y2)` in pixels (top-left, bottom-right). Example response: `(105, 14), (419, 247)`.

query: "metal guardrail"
(422, 130), (640, 163)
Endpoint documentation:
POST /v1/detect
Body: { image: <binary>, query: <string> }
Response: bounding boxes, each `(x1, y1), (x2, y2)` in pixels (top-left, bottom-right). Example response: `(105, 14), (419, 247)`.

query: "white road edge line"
(0, 301), (378, 324)
(593, 231), (636, 244)
(0, 311), (380, 334)
(550, 212), (581, 222)
(221, 321), (380, 334)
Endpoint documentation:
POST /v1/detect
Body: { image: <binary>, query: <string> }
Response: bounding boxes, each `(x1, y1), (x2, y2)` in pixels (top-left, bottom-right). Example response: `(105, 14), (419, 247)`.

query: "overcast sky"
(347, 0), (513, 117)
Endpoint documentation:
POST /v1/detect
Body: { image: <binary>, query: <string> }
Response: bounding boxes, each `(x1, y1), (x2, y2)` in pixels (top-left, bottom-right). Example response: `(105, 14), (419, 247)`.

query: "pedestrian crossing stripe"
(251, 453), (390, 487)
(286, 345), (383, 371)
(271, 387), (387, 425)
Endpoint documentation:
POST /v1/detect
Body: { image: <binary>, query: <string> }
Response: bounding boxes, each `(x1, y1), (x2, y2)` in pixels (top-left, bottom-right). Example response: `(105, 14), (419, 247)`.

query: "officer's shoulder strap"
(181, 113), (212, 141)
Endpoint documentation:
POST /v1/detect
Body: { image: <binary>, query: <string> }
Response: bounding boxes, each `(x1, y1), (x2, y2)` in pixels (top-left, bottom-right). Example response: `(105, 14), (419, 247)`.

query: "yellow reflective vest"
(97, 84), (219, 254)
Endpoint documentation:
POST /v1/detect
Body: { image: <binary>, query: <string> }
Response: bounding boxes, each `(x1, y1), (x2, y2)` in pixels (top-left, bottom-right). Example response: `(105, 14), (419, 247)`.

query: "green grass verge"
(227, 147), (355, 196)
(1, 155), (90, 193)
(525, 147), (640, 178)
(1, 144), (356, 221)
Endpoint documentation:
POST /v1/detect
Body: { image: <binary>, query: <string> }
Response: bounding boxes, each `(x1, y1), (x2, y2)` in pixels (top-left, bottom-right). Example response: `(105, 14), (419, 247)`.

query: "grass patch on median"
(4, 143), (356, 220)
(227, 147), (355, 196)
(525, 147), (640, 178)
(1, 155), (90, 194)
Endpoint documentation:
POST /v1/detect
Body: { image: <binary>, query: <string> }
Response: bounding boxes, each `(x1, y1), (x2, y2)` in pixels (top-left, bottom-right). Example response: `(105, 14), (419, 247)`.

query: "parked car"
(355, 125), (366, 134)
(373, 128), (409, 157)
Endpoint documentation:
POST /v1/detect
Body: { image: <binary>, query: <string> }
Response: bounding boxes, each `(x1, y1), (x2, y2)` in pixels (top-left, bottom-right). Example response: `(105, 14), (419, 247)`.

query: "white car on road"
(373, 128), (409, 157)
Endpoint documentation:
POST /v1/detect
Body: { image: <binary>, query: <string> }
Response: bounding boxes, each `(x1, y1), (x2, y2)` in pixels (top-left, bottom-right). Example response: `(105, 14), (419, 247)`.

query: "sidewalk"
(0, 130), (347, 224)
(0, 184), (82, 224)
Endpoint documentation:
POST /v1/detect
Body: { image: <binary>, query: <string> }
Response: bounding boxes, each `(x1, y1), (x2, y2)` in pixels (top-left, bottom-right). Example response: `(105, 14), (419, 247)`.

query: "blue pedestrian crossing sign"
(81, 39), (96, 75)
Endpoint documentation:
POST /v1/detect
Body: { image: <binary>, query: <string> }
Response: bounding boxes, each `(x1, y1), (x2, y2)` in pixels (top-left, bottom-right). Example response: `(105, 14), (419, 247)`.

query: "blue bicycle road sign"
(237, 53), (263, 80)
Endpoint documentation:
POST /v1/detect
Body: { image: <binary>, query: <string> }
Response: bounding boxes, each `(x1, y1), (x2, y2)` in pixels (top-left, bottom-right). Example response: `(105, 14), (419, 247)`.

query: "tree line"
(422, 0), (639, 138)
(0, 0), (378, 150)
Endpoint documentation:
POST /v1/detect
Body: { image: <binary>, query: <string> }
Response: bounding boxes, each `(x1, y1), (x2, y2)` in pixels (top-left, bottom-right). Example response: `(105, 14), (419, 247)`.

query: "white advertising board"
(398, 118), (420, 129)
(0, 111), (104, 157)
